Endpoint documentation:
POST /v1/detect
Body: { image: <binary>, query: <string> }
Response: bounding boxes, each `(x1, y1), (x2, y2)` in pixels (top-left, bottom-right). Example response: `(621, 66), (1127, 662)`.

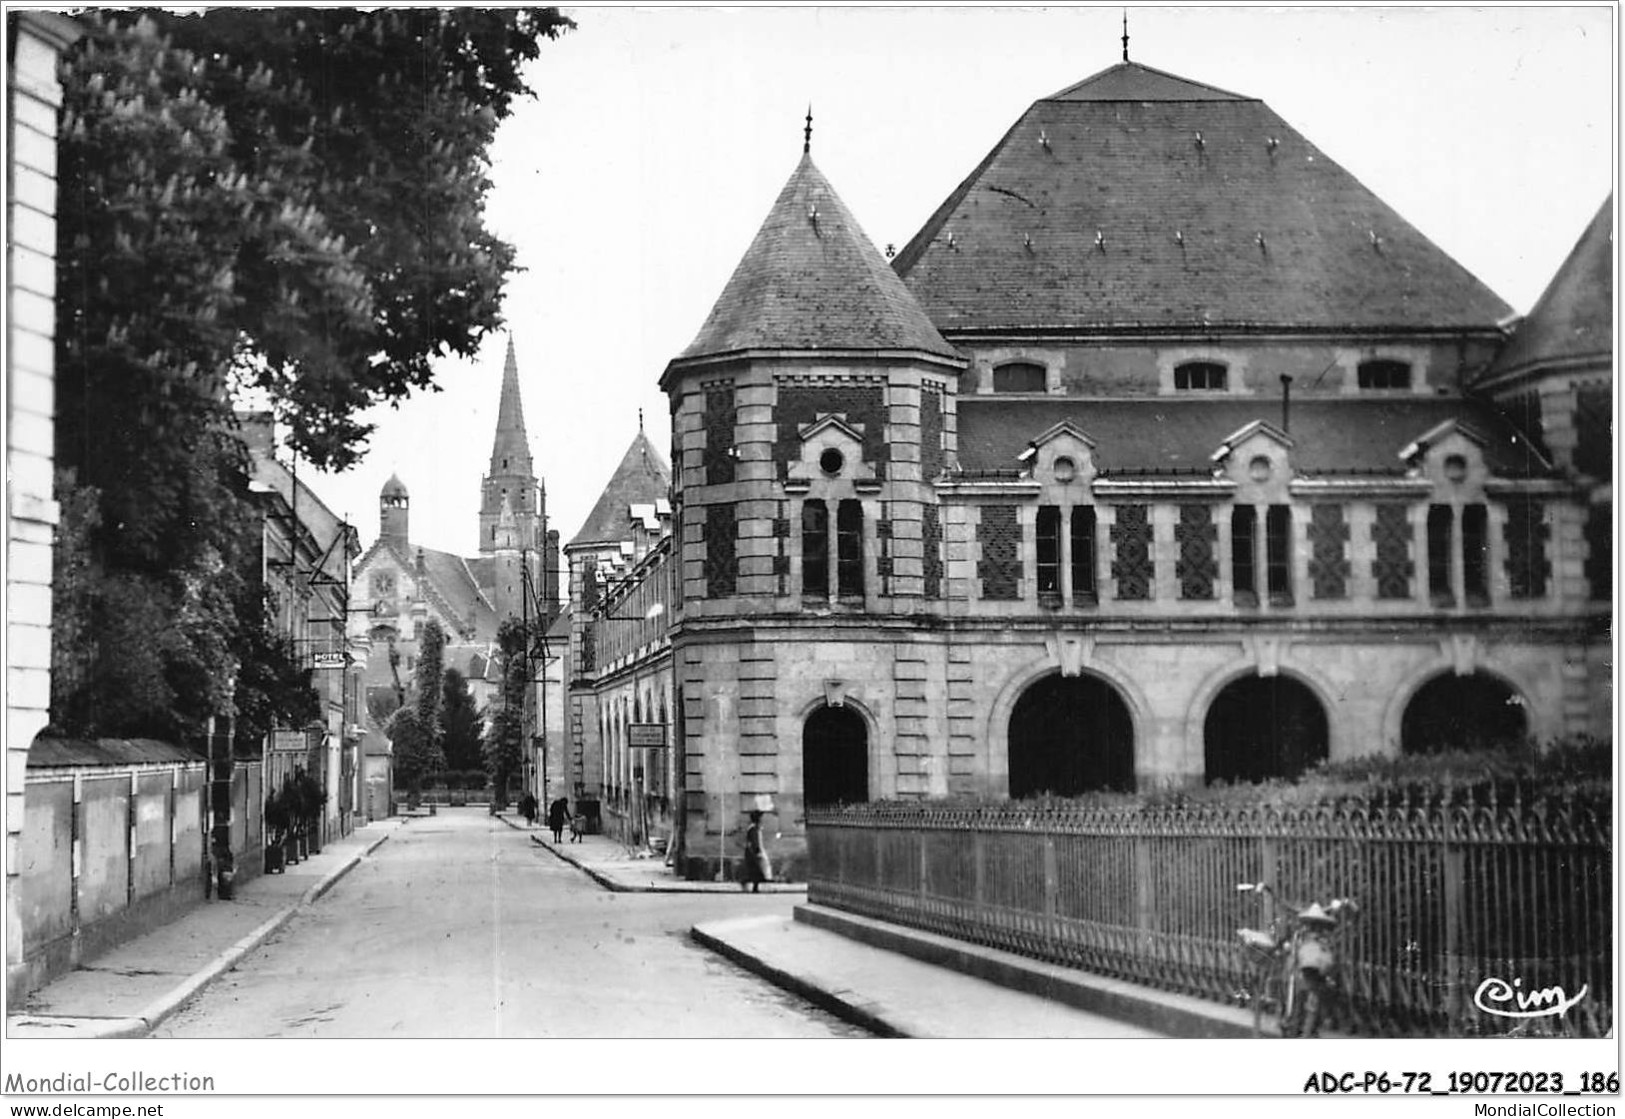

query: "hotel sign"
(311, 651), (346, 669)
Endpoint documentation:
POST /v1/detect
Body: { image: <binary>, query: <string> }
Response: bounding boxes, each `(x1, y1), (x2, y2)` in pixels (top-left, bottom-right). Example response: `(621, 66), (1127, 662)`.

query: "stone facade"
(644, 61), (1610, 881)
(6, 10), (82, 1003)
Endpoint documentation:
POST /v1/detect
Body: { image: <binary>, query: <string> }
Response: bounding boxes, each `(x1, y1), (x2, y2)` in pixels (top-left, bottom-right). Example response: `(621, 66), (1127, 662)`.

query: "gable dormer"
(1212, 420), (1295, 503)
(786, 413), (880, 497)
(1017, 420), (1098, 498)
(1400, 419), (1494, 500)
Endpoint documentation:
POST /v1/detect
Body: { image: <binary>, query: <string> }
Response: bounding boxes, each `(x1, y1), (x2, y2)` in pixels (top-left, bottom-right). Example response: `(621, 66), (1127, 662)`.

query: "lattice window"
(1071, 507), (1097, 602)
(704, 503), (737, 598)
(1110, 504), (1153, 601)
(1036, 505), (1062, 600)
(773, 502), (790, 595)
(992, 362), (1045, 393)
(1372, 504), (1413, 599)
(922, 504), (943, 599)
(1232, 506), (1257, 605)
(579, 558), (600, 674)
(1174, 361), (1227, 391)
(837, 500), (864, 599)
(977, 505), (1021, 600)
(1307, 504), (1350, 599)
(1266, 505), (1293, 605)
(921, 386), (944, 481)
(1585, 502), (1611, 601)
(1504, 390), (1548, 464)
(1503, 500), (1550, 600)
(1427, 504), (1453, 605)
(1462, 503), (1490, 606)
(703, 386), (736, 485)
(1175, 504), (1217, 599)
(1575, 384), (1612, 478)
(802, 499), (828, 599)
(775, 383), (887, 480)
(1357, 359), (1411, 390)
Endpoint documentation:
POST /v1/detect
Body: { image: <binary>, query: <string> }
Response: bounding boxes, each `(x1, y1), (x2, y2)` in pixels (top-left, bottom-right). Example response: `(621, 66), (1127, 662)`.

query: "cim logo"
(1473, 976), (1588, 1020)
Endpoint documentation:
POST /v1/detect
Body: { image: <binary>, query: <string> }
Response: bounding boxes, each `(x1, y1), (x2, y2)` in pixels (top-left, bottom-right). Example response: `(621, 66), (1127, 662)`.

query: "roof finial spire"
(804, 104), (813, 154)
(638, 407), (644, 434)
(1122, 9), (1130, 62)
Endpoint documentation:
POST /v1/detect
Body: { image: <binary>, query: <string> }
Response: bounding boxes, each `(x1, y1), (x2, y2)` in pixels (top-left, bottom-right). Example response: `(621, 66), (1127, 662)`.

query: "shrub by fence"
(807, 789), (1611, 1037)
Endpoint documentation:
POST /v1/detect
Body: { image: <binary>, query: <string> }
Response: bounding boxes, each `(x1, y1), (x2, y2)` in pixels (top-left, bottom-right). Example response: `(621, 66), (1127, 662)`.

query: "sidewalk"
(7, 818), (402, 1039)
(494, 812), (806, 894)
(693, 905), (1259, 1039)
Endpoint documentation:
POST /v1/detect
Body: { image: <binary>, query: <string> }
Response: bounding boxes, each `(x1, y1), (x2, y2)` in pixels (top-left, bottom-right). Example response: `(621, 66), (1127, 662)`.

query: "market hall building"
(580, 60), (1611, 880)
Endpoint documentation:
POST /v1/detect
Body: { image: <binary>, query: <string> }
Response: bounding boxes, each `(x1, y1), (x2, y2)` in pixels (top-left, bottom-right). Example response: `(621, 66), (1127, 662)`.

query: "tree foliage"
(482, 616), (530, 803)
(49, 8), (570, 743)
(441, 667), (484, 773)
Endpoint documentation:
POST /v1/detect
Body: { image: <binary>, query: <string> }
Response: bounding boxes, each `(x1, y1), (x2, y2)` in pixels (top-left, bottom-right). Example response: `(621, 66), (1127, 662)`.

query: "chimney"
(1280, 375), (1293, 434)
(237, 411), (276, 460)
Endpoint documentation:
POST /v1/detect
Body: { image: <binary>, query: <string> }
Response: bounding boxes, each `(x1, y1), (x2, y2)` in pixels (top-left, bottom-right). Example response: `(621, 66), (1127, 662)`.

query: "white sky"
(300, 4), (1616, 561)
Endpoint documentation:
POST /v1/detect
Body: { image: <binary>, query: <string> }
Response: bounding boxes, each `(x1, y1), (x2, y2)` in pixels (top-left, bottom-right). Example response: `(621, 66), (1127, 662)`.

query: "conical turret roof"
(381, 473), (408, 498)
(1486, 196), (1613, 381)
(568, 431), (671, 549)
(674, 153), (958, 365)
(489, 335), (533, 476)
(893, 60), (1512, 334)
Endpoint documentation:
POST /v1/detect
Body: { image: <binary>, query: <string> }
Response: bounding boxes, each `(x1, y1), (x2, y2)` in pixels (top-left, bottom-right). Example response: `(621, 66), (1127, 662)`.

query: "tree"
(441, 667), (484, 774)
(412, 619), (447, 777)
(50, 9), (571, 744)
(483, 617), (529, 807)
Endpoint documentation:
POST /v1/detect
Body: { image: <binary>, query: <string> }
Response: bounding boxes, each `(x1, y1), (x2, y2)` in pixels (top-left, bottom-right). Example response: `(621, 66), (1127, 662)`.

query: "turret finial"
(804, 105), (813, 154)
(1122, 9), (1130, 62)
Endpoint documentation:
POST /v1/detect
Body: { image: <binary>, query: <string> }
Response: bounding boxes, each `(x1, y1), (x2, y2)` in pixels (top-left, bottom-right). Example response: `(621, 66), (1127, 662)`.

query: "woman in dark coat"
(547, 797), (569, 843)
(740, 810), (772, 892)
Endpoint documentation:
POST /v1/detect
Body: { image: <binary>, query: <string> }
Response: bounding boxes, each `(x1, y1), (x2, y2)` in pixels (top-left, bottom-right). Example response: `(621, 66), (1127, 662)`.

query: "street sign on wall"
(628, 723), (668, 748)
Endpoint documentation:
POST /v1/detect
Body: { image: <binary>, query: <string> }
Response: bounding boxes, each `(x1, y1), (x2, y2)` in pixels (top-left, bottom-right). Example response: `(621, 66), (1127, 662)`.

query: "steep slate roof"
(1485, 196), (1613, 380)
(416, 546), (496, 634)
(893, 61), (1512, 334)
(955, 396), (1549, 478)
(568, 431), (671, 548)
(675, 153), (958, 363)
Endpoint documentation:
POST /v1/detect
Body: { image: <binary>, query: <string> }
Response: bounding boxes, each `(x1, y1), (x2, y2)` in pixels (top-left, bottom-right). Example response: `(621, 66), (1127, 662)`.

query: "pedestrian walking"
(740, 809), (772, 893)
(547, 797), (570, 844)
(518, 792), (538, 827)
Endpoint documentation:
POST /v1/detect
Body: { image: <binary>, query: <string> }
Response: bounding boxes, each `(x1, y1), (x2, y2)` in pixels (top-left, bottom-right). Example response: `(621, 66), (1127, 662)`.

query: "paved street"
(152, 810), (864, 1038)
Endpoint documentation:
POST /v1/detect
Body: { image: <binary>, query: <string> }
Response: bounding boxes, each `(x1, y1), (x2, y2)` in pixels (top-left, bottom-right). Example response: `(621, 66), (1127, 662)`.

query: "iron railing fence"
(807, 795), (1612, 1037)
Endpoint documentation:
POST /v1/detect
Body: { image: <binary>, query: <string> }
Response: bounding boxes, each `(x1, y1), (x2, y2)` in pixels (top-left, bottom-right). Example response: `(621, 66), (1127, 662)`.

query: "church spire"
(489, 334), (533, 477)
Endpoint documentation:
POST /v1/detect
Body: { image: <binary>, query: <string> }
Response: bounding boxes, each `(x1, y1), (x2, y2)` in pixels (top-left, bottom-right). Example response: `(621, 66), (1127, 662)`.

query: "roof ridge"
(1045, 59), (1253, 102)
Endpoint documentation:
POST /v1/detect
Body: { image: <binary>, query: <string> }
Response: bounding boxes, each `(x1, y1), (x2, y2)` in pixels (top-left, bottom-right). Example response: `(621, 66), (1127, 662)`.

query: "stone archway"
(1007, 673), (1135, 798)
(1401, 672), (1528, 754)
(802, 705), (869, 807)
(1203, 674), (1329, 785)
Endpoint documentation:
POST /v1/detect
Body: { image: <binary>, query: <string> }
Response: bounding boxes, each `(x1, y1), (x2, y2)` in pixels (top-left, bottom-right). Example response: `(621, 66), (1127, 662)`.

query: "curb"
(528, 833), (808, 895)
(689, 920), (901, 1038)
(7, 831), (395, 1040)
(792, 903), (1259, 1039)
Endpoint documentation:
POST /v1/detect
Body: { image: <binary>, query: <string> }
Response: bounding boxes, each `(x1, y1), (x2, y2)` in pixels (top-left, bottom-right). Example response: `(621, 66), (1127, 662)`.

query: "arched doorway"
(1007, 673), (1135, 797)
(803, 705), (868, 806)
(1402, 673), (1528, 754)
(1204, 674), (1328, 785)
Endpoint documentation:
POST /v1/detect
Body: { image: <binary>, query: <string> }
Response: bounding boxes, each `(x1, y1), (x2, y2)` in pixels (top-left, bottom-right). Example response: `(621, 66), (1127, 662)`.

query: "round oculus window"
(1248, 455), (1273, 482)
(1444, 454), (1468, 482)
(819, 447), (845, 476)
(1052, 456), (1077, 483)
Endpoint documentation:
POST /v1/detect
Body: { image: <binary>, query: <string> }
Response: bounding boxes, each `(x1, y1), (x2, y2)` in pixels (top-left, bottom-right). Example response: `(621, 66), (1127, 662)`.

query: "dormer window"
(1175, 361), (1227, 391)
(1358, 359), (1412, 390)
(993, 361), (1047, 393)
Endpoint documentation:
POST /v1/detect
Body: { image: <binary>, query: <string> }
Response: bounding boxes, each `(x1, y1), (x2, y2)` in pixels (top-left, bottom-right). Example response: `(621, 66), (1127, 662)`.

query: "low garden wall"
(18, 738), (261, 996)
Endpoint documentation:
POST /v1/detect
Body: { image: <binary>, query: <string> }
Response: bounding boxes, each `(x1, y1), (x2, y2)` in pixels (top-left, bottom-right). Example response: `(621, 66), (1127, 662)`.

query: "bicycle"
(1236, 882), (1357, 1037)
